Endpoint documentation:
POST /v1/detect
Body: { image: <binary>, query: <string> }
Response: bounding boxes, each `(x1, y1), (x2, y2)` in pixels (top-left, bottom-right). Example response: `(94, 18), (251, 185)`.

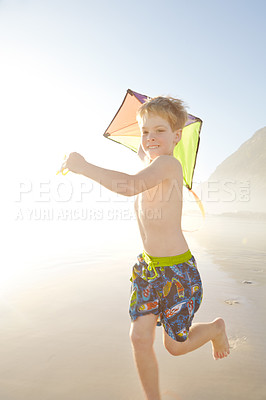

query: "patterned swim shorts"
(129, 249), (203, 342)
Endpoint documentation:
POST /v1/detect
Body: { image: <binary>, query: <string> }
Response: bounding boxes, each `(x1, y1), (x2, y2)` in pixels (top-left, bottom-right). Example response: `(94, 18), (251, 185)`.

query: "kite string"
(182, 189), (205, 233)
(189, 189), (205, 218)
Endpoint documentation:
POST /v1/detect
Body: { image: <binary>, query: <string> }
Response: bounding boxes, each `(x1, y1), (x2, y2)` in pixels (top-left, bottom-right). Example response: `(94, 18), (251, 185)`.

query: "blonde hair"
(137, 96), (188, 130)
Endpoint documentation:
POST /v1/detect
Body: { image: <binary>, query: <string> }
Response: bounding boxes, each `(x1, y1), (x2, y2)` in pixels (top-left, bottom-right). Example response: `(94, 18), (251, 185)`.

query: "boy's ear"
(174, 129), (182, 145)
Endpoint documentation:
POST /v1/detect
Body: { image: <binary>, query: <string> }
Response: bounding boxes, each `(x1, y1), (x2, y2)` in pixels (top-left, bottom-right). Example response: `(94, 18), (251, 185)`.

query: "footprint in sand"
(251, 268), (264, 273)
(224, 299), (240, 305)
(162, 390), (182, 400)
(229, 336), (247, 350)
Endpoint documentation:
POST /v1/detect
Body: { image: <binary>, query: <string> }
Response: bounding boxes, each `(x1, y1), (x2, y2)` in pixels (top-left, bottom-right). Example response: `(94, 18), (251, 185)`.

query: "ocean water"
(2, 211), (141, 295)
(189, 214), (266, 284)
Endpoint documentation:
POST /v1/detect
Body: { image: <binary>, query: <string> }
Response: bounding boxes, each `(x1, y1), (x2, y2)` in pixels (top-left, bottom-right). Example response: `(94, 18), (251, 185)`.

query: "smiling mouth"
(147, 145), (159, 149)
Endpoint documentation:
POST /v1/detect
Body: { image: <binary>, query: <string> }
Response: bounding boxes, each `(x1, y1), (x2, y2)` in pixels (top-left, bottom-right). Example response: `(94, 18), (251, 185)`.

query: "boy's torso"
(134, 175), (188, 257)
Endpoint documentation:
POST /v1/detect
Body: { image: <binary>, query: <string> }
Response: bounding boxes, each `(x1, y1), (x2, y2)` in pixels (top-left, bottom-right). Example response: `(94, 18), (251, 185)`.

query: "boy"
(61, 96), (230, 400)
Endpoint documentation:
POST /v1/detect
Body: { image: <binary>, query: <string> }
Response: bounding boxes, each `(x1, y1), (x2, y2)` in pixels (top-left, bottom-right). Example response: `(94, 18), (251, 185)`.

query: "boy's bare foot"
(211, 318), (230, 360)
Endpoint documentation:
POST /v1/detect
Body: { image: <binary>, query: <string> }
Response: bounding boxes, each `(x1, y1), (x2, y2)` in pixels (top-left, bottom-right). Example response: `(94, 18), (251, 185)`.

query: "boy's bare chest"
(135, 181), (176, 212)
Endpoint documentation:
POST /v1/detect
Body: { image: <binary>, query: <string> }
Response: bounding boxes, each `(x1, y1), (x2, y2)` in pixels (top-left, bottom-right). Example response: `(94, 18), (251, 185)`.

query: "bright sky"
(1, 0), (265, 180)
(1, 0), (266, 229)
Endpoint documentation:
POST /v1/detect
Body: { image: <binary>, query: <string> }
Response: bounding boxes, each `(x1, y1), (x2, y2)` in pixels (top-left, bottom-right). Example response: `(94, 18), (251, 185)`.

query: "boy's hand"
(60, 152), (88, 175)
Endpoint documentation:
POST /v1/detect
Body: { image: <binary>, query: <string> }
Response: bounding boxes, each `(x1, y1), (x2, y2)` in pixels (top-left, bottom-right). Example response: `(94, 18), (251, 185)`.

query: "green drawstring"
(147, 261), (160, 280)
(142, 249), (192, 281)
(142, 253), (161, 280)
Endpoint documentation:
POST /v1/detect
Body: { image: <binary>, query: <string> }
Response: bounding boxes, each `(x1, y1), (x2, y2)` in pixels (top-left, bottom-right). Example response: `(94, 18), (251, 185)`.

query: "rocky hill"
(196, 127), (266, 215)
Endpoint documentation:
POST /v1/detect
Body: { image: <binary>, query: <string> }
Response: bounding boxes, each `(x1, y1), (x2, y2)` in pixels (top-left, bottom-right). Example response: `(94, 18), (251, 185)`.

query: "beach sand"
(1, 216), (266, 400)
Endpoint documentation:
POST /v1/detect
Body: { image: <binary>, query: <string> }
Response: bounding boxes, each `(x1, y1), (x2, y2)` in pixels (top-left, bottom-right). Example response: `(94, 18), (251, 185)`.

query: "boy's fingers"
(61, 162), (68, 172)
(56, 157), (68, 175)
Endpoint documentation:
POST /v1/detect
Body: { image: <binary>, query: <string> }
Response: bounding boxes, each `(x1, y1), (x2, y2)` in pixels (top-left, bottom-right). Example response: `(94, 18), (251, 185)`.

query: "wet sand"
(1, 216), (266, 400)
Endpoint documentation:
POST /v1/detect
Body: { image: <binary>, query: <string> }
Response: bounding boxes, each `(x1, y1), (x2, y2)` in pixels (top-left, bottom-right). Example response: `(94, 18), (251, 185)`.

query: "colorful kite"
(103, 89), (204, 217)
(104, 89), (202, 190)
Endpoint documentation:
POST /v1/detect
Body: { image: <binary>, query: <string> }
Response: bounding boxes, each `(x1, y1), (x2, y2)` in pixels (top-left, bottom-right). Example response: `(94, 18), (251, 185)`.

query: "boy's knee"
(130, 329), (154, 351)
(163, 338), (187, 356)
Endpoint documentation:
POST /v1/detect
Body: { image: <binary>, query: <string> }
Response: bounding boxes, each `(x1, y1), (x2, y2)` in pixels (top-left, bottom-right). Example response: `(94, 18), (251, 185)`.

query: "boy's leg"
(163, 317), (230, 360)
(130, 313), (161, 400)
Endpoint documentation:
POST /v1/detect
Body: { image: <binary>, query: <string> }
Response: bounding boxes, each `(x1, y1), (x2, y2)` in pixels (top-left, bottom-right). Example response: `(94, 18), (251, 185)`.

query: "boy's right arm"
(62, 152), (182, 197)
(61, 152), (134, 196)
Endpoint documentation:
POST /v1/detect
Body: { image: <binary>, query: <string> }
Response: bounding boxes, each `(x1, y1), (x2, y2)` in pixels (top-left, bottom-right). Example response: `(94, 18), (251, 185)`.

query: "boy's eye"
(141, 129), (165, 135)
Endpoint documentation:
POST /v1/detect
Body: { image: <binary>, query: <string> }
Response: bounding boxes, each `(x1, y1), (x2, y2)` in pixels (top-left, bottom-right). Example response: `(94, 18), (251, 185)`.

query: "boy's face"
(139, 114), (182, 162)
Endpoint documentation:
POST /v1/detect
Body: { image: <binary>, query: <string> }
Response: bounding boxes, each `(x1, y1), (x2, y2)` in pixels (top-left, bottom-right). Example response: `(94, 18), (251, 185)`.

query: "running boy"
(61, 96), (230, 400)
